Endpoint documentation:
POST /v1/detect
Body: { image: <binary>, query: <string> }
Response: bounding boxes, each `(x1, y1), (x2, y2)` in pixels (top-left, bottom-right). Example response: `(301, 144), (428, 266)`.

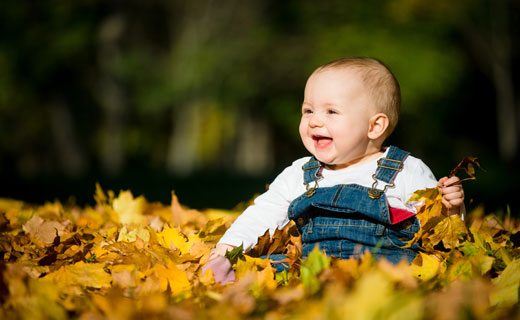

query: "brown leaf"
(268, 223), (299, 256)
(426, 279), (492, 320)
(284, 235), (303, 266)
(249, 222), (299, 258)
(4, 182), (520, 319)
(449, 157), (483, 183)
(22, 215), (65, 246)
(248, 230), (272, 257)
(470, 215), (504, 240)
(272, 286), (305, 305)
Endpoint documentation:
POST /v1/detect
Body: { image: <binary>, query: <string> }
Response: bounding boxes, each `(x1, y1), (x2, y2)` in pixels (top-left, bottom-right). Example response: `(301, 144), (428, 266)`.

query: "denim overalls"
(284, 146), (420, 267)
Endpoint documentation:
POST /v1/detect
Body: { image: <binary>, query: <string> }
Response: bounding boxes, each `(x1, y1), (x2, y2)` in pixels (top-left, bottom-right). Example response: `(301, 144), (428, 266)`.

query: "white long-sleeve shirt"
(218, 149), (438, 250)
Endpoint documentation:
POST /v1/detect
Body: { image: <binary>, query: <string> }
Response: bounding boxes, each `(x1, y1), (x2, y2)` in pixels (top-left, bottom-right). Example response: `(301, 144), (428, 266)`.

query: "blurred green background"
(1, 0), (519, 215)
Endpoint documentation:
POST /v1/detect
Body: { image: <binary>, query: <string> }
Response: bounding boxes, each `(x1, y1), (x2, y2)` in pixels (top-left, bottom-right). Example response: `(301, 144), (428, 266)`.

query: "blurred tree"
(0, 0), (517, 211)
(388, 0), (519, 162)
(0, 1), (102, 177)
(97, 13), (127, 176)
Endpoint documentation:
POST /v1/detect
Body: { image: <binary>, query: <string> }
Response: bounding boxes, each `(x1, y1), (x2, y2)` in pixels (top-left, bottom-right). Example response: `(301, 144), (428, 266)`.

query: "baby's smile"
(312, 135), (333, 148)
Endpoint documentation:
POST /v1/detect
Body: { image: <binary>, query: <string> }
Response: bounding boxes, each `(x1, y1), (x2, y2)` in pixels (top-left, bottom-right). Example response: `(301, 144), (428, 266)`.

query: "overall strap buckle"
(368, 146), (409, 199)
(302, 157), (323, 197)
(376, 157), (404, 171)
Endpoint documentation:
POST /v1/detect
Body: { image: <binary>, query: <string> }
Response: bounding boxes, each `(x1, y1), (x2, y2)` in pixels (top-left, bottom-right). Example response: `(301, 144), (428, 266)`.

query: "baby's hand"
(202, 256), (235, 284)
(209, 243), (236, 261)
(437, 176), (465, 216)
(204, 243), (237, 284)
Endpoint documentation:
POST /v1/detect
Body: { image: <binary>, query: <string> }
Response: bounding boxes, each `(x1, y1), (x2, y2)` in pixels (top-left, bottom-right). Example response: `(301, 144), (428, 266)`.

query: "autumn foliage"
(1, 175), (520, 319)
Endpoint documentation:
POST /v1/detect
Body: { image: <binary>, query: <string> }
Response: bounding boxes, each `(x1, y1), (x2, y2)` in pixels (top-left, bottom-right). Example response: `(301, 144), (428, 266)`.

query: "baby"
(208, 57), (464, 274)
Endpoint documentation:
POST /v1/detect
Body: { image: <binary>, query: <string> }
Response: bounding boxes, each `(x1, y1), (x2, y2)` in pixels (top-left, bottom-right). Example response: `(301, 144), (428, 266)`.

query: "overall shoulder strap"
(302, 157), (323, 184)
(368, 146), (410, 199)
(373, 145), (410, 183)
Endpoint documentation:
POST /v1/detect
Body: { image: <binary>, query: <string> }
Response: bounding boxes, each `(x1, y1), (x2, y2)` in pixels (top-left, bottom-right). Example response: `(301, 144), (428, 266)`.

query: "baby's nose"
(309, 114), (324, 127)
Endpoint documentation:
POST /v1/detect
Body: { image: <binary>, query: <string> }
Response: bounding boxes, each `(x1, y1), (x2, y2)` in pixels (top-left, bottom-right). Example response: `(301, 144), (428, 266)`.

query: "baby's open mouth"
(312, 135), (333, 147)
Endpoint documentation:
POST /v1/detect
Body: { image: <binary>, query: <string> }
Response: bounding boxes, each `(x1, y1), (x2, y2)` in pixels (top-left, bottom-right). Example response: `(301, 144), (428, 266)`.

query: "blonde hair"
(316, 57), (401, 137)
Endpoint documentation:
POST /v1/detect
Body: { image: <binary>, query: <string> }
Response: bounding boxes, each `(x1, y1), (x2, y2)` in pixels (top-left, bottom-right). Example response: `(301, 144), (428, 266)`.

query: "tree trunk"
(97, 14), (126, 175)
(48, 99), (87, 177)
(234, 110), (273, 175)
(166, 102), (202, 175)
(456, 0), (518, 161)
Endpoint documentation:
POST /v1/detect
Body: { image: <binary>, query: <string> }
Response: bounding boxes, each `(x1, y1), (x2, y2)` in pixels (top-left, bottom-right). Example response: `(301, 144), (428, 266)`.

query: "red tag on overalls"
(389, 207), (416, 224)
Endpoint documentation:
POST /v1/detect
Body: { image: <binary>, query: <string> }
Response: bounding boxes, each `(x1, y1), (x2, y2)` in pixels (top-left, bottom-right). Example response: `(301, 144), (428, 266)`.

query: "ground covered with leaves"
(1, 182), (519, 319)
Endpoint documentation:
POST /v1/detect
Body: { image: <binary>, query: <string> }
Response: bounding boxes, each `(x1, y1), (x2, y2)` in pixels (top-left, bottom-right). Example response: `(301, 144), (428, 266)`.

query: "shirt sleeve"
(404, 158), (438, 203)
(217, 163), (297, 251)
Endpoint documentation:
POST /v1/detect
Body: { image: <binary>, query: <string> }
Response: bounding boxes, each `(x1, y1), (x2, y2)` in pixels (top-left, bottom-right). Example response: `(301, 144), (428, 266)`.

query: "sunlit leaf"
(42, 261), (111, 290)
(469, 252), (494, 276)
(339, 270), (393, 319)
(447, 259), (473, 282)
(410, 252), (443, 281)
(490, 258), (520, 307)
(2, 181), (520, 319)
(156, 261), (191, 297)
(156, 224), (191, 253)
(117, 226), (150, 242)
(430, 214), (468, 249)
(112, 190), (146, 225)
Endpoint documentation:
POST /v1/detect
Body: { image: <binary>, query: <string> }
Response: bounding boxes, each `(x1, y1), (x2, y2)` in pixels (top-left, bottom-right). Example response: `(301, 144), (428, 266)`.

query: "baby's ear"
(368, 113), (389, 140)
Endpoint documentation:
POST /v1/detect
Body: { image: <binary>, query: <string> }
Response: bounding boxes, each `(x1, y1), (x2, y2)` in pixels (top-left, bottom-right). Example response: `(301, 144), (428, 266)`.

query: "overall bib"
(287, 146), (420, 266)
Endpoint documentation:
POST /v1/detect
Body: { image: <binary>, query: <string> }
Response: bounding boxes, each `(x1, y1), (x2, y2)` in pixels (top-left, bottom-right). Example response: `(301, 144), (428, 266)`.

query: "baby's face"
(299, 67), (376, 169)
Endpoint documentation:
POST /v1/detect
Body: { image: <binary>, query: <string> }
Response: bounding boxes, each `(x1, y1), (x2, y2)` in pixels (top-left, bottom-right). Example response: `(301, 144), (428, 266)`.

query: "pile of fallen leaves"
(1, 179), (519, 319)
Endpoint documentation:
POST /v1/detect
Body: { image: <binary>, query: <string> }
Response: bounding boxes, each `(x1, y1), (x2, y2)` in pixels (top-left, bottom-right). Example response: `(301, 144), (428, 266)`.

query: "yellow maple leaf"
(156, 261), (191, 297)
(199, 266), (215, 286)
(409, 186), (441, 206)
(410, 252), (444, 281)
(405, 188), (469, 250)
(490, 258), (520, 307)
(469, 252), (495, 276)
(447, 259), (473, 282)
(5, 274), (68, 320)
(235, 255), (271, 279)
(112, 190), (146, 225)
(188, 240), (211, 259)
(378, 259), (417, 288)
(404, 188), (444, 248)
(430, 214), (468, 249)
(234, 256), (277, 297)
(204, 208), (240, 220)
(94, 182), (108, 205)
(0, 198), (24, 211)
(339, 270), (393, 319)
(117, 226), (150, 242)
(42, 261), (111, 290)
(156, 224), (192, 254)
(170, 192), (210, 228)
(408, 187), (442, 215)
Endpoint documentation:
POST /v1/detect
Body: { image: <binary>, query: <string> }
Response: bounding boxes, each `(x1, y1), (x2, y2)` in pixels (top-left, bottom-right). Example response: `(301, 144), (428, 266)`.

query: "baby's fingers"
(441, 188), (464, 207)
(443, 189), (464, 200)
(441, 176), (461, 188)
(441, 185), (463, 196)
(444, 193), (464, 205)
(437, 176), (449, 188)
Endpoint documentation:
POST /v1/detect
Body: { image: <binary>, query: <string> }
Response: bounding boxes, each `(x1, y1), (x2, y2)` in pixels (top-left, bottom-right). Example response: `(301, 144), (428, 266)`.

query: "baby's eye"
(327, 109), (338, 114)
(302, 108), (313, 114)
